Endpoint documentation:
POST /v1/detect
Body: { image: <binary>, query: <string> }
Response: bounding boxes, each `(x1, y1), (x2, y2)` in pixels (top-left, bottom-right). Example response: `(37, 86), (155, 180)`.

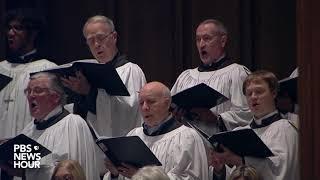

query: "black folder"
(96, 136), (162, 168)
(0, 73), (12, 91)
(278, 76), (297, 103)
(187, 121), (273, 158)
(208, 128), (273, 158)
(31, 60), (130, 96)
(171, 83), (228, 109)
(0, 134), (51, 162)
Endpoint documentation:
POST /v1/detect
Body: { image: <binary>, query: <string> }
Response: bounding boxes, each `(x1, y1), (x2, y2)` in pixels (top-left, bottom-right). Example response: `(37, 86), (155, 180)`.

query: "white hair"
(131, 166), (170, 180)
(30, 72), (67, 105)
(82, 15), (115, 37)
(199, 19), (228, 35)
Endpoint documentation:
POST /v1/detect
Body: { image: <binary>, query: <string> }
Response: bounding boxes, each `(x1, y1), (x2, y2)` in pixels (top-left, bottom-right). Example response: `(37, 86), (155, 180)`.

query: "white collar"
(20, 49), (37, 60)
(42, 105), (63, 121)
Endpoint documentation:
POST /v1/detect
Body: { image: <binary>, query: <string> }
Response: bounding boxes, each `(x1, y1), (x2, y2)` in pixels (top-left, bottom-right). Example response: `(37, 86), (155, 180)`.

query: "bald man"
(103, 82), (209, 180)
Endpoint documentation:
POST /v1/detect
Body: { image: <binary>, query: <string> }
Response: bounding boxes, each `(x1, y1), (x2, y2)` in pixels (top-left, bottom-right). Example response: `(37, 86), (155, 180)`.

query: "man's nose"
(7, 29), (15, 36)
(199, 39), (206, 48)
(27, 94), (35, 102)
(250, 92), (259, 99)
(94, 41), (101, 48)
(142, 102), (150, 111)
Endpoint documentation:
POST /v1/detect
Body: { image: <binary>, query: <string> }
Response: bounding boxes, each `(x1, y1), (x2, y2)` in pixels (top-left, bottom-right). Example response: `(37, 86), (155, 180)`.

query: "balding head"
(138, 82), (171, 127)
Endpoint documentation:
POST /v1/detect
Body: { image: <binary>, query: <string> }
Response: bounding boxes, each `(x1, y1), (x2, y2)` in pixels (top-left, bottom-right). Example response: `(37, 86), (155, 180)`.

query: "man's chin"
(200, 58), (214, 65)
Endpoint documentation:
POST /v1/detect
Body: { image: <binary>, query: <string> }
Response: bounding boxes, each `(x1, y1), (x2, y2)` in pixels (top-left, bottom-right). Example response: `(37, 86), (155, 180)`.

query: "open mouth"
(30, 101), (38, 111)
(8, 39), (14, 46)
(96, 50), (104, 56)
(201, 50), (208, 57)
(252, 102), (259, 109)
(144, 115), (152, 119)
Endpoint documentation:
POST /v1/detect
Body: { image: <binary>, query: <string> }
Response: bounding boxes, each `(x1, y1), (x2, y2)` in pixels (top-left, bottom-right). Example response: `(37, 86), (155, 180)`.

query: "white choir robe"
(171, 63), (252, 130)
(86, 61), (146, 174)
(223, 119), (299, 180)
(20, 112), (99, 180)
(103, 125), (209, 180)
(282, 112), (299, 130)
(0, 59), (56, 139)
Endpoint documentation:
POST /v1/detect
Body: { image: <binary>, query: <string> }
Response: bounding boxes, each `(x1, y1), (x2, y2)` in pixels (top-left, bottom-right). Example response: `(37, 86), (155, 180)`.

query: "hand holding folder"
(96, 136), (161, 168)
(188, 122), (273, 158)
(171, 83), (228, 125)
(31, 60), (130, 96)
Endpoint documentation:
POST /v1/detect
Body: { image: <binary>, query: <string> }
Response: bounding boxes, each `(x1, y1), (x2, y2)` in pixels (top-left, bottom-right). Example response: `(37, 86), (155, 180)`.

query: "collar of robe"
(143, 116), (181, 136)
(6, 51), (43, 64)
(34, 108), (70, 130)
(197, 55), (232, 72)
(107, 51), (129, 68)
(250, 112), (282, 129)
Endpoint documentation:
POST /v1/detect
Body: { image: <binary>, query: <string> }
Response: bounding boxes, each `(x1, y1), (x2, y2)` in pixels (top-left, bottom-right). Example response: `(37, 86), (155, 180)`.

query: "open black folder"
(278, 76), (297, 103)
(96, 136), (162, 168)
(0, 73), (12, 91)
(0, 134), (51, 162)
(31, 60), (130, 96)
(188, 122), (273, 158)
(172, 83), (228, 109)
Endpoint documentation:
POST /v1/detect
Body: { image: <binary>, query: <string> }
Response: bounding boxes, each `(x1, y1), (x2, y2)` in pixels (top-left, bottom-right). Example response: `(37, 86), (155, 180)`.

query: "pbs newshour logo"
(13, 144), (41, 168)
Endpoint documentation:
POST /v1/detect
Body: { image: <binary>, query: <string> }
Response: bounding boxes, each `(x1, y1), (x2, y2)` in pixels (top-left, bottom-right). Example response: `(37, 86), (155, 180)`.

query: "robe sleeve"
(243, 121), (299, 180)
(165, 130), (209, 180)
(64, 115), (100, 180)
(219, 66), (252, 130)
(25, 114), (99, 180)
(92, 63), (146, 137)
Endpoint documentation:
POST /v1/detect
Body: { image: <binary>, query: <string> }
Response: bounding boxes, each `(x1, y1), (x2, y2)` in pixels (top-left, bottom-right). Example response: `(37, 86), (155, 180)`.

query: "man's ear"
(220, 35), (227, 48)
(51, 92), (61, 104)
(272, 90), (277, 99)
(112, 31), (118, 41)
(26, 30), (38, 46)
(165, 97), (172, 110)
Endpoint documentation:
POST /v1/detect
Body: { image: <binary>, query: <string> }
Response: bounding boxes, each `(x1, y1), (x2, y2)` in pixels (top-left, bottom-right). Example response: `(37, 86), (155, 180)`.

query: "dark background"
(0, 0), (296, 88)
(3, 1), (320, 178)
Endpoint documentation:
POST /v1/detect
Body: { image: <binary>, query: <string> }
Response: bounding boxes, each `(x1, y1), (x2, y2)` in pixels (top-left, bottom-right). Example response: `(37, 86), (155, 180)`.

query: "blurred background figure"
(228, 165), (260, 180)
(131, 166), (169, 180)
(51, 160), (86, 180)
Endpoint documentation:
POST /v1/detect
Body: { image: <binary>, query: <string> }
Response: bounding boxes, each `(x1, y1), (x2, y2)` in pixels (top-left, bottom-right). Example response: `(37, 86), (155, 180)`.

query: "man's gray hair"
(82, 15), (115, 37)
(30, 72), (67, 105)
(198, 19), (228, 36)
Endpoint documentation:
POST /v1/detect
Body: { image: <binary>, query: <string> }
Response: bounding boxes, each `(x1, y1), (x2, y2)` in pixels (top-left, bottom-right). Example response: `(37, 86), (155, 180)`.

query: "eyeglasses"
(6, 24), (26, 33)
(24, 87), (51, 96)
(86, 31), (114, 45)
(196, 33), (224, 44)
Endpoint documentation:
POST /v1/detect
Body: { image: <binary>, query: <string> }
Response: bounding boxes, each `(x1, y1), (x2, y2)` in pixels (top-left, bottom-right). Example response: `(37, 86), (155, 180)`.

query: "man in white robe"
(210, 70), (299, 180)
(0, 72), (99, 180)
(61, 15), (146, 176)
(0, 8), (56, 140)
(103, 82), (209, 180)
(171, 19), (251, 131)
(61, 15), (146, 137)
